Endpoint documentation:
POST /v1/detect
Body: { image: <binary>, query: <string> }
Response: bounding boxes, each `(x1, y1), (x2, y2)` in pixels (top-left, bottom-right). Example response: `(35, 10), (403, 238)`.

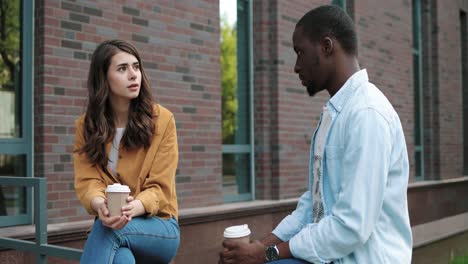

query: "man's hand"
(219, 240), (265, 264)
(121, 196), (146, 220)
(90, 196), (129, 230)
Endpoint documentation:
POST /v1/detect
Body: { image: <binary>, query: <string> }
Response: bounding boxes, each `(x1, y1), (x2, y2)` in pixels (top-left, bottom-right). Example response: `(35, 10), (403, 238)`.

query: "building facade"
(0, 0), (468, 263)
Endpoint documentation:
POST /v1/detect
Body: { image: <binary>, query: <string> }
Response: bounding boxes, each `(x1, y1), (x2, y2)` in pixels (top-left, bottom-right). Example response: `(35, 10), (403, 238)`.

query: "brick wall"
(253, 0), (329, 200)
(35, 0), (222, 224)
(355, 0), (416, 179)
(421, 0), (441, 180)
(436, 0), (465, 179)
(251, 0), (278, 200)
(276, 0), (330, 199)
(33, 0), (468, 224)
(417, 0), (467, 180)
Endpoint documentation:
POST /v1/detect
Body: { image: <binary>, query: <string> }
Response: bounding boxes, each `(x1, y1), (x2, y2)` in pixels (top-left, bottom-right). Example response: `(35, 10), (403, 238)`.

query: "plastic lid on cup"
(223, 224), (251, 238)
(105, 183), (130, 193)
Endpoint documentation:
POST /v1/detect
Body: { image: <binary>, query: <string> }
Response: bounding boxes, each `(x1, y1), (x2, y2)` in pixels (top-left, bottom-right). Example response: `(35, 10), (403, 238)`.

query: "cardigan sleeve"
(135, 114), (178, 217)
(73, 118), (107, 215)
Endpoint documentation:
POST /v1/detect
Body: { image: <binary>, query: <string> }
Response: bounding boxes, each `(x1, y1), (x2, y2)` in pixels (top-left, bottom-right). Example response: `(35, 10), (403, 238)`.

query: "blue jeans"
(80, 216), (180, 264)
(268, 259), (312, 264)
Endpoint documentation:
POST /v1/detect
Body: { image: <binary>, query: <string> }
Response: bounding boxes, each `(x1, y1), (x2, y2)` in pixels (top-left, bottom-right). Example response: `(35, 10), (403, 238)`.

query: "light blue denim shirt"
(272, 69), (412, 263)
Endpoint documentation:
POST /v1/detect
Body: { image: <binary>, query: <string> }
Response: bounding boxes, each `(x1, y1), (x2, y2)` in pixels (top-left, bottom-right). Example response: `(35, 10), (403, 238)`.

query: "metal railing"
(0, 176), (82, 263)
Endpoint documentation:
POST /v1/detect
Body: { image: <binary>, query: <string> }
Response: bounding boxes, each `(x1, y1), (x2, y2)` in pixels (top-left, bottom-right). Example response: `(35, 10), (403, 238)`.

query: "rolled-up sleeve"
(273, 191), (312, 241)
(73, 118), (107, 215)
(289, 108), (392, 262)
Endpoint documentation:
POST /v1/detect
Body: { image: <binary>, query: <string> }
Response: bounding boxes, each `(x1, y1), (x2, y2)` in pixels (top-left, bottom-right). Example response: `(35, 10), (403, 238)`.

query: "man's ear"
(321, 37), (334, 57)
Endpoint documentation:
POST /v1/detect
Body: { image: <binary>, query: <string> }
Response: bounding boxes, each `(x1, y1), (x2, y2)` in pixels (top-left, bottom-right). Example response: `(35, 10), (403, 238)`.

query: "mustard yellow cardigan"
(73, 104), (178, 219)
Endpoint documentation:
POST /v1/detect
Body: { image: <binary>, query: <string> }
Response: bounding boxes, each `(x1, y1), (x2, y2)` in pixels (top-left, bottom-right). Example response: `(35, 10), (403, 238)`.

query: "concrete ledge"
(407, 176), (468, 226)
(412, 212), (468, 248)
(179, 198), (298, 225)
(408, 176), (468, 189)
(2, 190), (468, 251)
(0, 199), (299, 241)
(0, 219), (93, 243)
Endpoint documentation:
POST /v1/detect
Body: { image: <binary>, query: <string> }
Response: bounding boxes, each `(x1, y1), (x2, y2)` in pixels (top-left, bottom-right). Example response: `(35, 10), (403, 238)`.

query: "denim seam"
(117, 232), (178, 240)
(108, 233), (119, 264)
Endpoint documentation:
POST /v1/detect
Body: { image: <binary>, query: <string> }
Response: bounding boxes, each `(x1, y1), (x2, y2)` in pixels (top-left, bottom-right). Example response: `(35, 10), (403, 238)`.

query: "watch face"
(266, 246), (279, 261)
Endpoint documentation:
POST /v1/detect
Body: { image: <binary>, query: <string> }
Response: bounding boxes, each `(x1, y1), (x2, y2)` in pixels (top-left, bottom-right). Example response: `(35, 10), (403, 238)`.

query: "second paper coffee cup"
(105, 183), (130, 216)
(223, 224), (251, 244)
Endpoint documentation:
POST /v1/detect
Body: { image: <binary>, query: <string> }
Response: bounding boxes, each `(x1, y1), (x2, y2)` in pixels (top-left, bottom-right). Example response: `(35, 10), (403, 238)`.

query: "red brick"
(33, 0), (468, 225)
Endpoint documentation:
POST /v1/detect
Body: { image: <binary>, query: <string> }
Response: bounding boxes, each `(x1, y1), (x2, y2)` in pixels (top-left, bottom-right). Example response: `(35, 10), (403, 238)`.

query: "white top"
(312, 107), (332, 223)
(108, 127), (125, 176)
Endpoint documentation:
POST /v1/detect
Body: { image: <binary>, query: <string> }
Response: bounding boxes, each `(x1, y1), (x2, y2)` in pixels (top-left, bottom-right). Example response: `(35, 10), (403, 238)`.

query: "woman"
(73, 39), (179, 264)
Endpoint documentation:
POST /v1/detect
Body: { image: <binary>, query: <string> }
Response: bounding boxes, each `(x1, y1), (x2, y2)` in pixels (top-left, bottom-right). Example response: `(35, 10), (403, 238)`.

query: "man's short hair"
(297, 5), (357, 56)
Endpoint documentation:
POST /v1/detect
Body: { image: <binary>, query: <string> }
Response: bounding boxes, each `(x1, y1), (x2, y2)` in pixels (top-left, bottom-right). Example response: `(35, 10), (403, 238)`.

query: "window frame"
(332, 0), (346, 9)
(331, 0), (355, 23)
(221, 0), (255, 203)
(461, 10), (468, 175)
(412, 0), (425, 180)
(0, 0), (34, 227)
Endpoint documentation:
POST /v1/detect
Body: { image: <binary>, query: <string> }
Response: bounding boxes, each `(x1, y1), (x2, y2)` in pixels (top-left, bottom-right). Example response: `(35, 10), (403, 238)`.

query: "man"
(219, 4), (412, 264)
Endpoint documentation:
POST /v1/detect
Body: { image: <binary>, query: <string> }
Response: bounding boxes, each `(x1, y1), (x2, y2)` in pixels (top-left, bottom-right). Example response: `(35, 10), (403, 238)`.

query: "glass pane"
(0, 0), (22, 138)
(331, 0), (345, 8)
(415, 151), (421, 179)
(461, 11), (468, 175)
(235, 0), (251, 145)
(222, 153), (251, 198)
(220, 0), (251, 145)
(220, 0), (238, 145)
(413, 54), (421, 146)
(0, 154), (27, 216)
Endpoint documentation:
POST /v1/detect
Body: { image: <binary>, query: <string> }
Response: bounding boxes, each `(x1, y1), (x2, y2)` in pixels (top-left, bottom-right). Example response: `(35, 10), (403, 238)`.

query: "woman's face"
(107, 51), (141, 104)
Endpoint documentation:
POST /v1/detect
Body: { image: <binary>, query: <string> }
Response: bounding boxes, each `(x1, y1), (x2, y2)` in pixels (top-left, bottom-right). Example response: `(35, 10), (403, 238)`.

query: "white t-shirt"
(312, 107), (332, 223)
(108, 127), (125, 176)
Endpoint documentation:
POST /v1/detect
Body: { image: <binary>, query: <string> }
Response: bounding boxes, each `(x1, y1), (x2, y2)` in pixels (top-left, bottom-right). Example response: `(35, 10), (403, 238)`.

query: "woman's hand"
(121, 196), (146, 220)
(90, 196), (129, 230)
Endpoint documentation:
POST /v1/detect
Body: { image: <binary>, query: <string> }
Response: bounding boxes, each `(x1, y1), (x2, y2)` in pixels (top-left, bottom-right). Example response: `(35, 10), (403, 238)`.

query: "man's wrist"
(265, 244), (280, 262)
(261, 233), (282, 246)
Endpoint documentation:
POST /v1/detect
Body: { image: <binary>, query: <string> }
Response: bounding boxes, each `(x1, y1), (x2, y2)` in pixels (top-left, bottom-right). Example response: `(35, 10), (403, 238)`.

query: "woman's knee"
(114, 217), (180, 262)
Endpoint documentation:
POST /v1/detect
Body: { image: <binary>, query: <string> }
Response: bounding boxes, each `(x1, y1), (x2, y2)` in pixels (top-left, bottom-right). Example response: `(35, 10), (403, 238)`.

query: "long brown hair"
(77, 40), (155, 171)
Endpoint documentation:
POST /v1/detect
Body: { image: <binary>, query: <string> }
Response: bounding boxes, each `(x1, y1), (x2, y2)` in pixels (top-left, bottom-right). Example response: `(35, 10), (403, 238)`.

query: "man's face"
(292, 26), (326, 97)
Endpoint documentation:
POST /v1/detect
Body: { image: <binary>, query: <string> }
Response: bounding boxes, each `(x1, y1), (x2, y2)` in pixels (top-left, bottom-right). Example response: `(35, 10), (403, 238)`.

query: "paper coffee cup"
(223, 224), (251, 244)
(105, 183), (130, 216)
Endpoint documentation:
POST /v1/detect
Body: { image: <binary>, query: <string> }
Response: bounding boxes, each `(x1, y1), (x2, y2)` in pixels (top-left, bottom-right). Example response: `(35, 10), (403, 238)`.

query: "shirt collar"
(328, 69), (368, 113)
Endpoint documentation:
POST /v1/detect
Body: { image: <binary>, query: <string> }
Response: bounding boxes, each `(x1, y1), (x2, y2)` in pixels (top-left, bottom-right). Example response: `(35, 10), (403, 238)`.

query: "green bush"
(449, 255), (468, 264)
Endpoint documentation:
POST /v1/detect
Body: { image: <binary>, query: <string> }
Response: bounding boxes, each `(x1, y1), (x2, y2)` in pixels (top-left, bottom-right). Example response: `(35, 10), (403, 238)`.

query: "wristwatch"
(265, 245), (280, 262)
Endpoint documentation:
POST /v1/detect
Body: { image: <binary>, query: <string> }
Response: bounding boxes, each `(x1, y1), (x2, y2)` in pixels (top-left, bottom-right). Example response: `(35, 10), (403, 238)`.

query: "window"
(332, 0), (346, 8)
(461, 10), (468, 175)
(0, 0), (34, 227)
(412, 0), (424, 179)
(332, 0), (355, 21)
(220, 0), (254, 202)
